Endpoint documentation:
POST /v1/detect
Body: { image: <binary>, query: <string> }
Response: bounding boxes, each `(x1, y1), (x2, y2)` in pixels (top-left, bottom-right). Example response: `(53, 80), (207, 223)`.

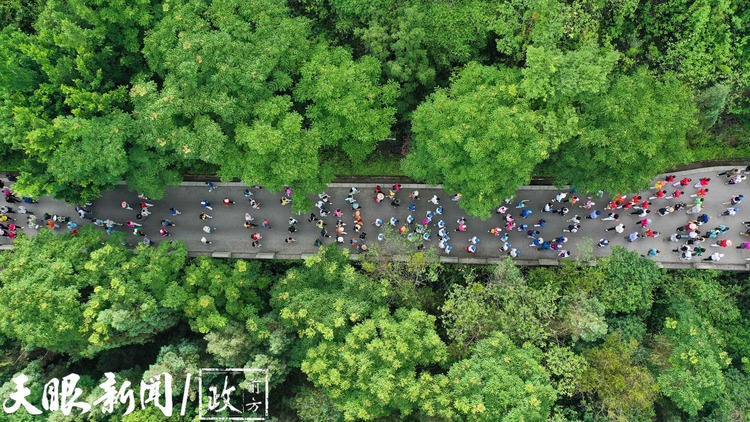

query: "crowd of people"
(1, 166), (749, 264)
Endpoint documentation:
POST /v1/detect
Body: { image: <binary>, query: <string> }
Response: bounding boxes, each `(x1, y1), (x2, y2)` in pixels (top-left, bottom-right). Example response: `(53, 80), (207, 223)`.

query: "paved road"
(1, 166), (749, 269)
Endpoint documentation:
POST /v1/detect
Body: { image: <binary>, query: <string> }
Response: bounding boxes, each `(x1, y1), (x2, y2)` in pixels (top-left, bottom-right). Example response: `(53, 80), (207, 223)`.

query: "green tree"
(638, 0), (740, 87)
(403, 62), (575, 217)
(163, 258), (270, 336)
(82, 241), (187, 355)
(301, 307), (448, 421)
(597, 247), (665, 314)
(0, 226), (187, 357)
(294, 46), (399, 163)
(143, 340), (205, 397)
(270, 246), (390, 364)
(656, 311), (729, 415)
(138, 0), (316, 200)
(521, 45), (620, 103)
(579, 333), (659, 421)
(558, 295), (608, 342)
(442, 259), (558, 353)
(291, 385), (345, 422)
(543, 345), (588, 398)
(696, 83), (731, 131)
(653, 271), (737, 415)
(0, 0), (46, 32)
(436, 331), (557, 421)
(546, 68), (697, 195)
(0, 0), (156, 202)
(707, 368), (750, 422)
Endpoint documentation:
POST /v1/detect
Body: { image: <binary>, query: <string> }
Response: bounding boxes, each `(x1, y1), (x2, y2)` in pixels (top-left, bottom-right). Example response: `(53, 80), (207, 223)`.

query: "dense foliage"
(1, 0), (749, 214)
(0, 231), (749, 420)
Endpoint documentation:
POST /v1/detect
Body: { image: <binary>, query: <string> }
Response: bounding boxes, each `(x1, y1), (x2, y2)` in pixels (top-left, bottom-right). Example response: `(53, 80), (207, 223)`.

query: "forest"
(0, 0), (749, 216)
(0, 227), (749, 421)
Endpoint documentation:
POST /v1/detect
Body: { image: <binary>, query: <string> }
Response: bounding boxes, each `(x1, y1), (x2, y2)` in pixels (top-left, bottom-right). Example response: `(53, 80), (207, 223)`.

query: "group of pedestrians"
(1, 166), (749, 265)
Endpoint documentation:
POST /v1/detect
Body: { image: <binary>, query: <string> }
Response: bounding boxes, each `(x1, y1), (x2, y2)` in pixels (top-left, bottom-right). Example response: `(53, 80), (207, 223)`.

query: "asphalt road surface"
(2, 166), (749, 269)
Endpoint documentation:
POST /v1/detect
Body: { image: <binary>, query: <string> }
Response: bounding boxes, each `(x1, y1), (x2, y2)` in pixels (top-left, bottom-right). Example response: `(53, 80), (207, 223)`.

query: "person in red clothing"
(694, 178), (710, 188)
(691, 188), (709, 198)
(649, 190), (667, 200)
(675, 177), (691, 187)
(640, 201), (652, 210)
(666, 189), (683, 199)
(712, 239), (731, 248)
(665, 175), (676, 183)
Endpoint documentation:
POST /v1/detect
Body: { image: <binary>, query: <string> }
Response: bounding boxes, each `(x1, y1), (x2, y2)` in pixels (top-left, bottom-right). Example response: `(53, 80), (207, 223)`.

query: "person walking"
(606, 223), (626, 233)
(718, 168), (740, 177)
(649, 190), (667, 200)
(711, 239), (732, 248)
(690, 188), (709, 198)
(694, 177), (710, 188)
(674, 177), (691, 187)
(703, 252), (724, 262)
(723, 195), (744, 206)
(563, 224), (580, 233)
(602, 213), (619, 221)
(200, 200), (213, 210)
(586, 210), (601, 220)
(644, 248), (660, 257)
(722, 207), (740, 217)
(201, 237), (212, 245)
(686, 204), (704, 214)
